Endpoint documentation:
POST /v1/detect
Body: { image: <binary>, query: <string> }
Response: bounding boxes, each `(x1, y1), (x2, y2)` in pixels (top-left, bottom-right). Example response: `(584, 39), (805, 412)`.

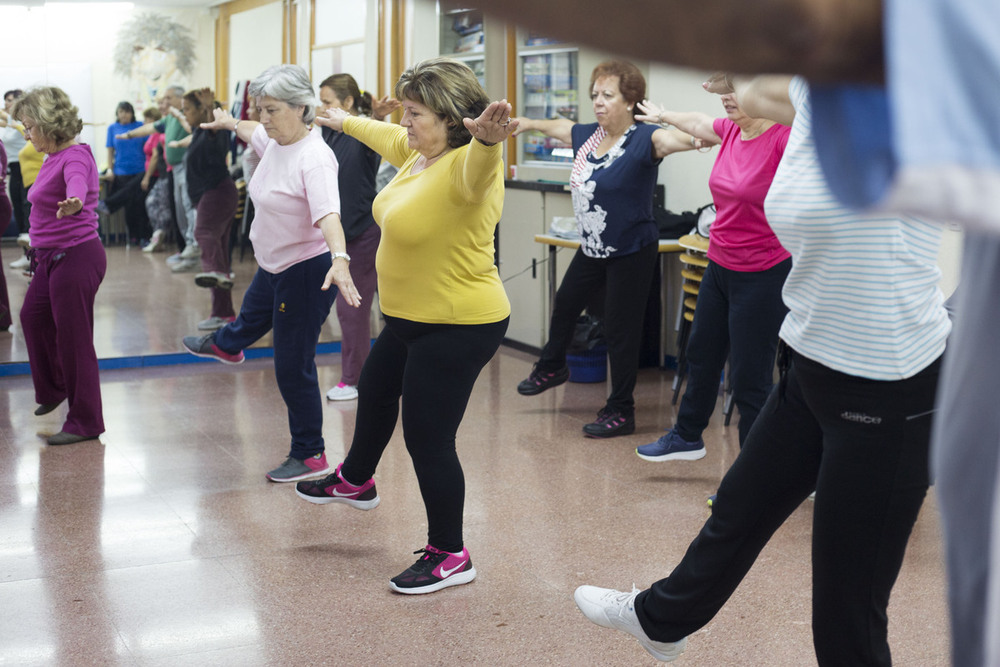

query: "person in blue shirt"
(102, 101), (151, 245)
(513, 60), (701, 438)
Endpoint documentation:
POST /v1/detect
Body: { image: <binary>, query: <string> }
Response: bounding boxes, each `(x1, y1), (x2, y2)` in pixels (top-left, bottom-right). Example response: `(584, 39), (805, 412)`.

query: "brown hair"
(319, 73), (373, 116)
(395, 57), (488, 148)
(590, 60), (646, 118)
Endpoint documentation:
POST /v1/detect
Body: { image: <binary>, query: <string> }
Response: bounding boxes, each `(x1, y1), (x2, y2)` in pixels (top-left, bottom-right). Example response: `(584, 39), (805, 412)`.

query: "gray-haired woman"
(182, 64), (361, 482)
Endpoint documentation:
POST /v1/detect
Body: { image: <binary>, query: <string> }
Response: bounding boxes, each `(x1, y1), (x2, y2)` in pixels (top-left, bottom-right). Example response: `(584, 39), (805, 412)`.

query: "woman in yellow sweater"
(299, 58), (514, 594)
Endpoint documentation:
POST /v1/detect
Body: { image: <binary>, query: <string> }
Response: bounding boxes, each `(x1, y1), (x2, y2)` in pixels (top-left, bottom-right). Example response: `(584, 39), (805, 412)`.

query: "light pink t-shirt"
(707, 117), (791, 272)
(247, 124), (340, 273)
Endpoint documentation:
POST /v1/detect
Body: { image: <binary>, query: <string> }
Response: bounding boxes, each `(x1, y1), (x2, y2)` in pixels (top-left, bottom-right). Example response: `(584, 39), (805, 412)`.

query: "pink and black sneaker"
(295, 463), (380, 510)
(583, 408), (636, 438)
(389, 545), (477, 595)
(517, 364), (570, 396)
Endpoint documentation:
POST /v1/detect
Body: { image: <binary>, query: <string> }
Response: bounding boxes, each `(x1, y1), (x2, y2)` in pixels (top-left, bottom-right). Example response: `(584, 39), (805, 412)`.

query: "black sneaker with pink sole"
(517, 364), (570, 396)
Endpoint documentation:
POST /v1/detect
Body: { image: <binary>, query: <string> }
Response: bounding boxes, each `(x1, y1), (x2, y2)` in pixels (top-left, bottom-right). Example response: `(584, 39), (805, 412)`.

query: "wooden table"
(534, 234), (684, 366)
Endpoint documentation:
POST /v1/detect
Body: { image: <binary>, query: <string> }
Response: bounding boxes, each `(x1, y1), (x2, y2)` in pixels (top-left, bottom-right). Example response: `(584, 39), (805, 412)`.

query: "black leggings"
(537, 242), (658, 413)
(341, 315), (509, 552)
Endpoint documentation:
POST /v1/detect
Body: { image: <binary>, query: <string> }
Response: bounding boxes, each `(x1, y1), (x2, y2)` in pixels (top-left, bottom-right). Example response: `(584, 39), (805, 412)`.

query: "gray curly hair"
(113, 12), (196, 78)
(249, 65), (318, 124)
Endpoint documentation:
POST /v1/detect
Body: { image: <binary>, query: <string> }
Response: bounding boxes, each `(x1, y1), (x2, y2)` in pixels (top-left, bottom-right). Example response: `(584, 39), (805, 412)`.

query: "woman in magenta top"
(634, 93), (791, 461)
(12, 87), (106, 446)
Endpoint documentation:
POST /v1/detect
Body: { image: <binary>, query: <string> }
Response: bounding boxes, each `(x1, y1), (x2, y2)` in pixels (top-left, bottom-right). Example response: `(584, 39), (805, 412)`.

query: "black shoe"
(583, 408), (635, 438)
(34, 400), (64, 416)
(517, 364), (570, 395)
(47, 431), (97, 446)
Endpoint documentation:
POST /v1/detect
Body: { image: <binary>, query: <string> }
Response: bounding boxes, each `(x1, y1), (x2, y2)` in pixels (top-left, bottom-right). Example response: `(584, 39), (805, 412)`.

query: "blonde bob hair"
(12, 86), (83, 145)
(395, 57), (488, 148)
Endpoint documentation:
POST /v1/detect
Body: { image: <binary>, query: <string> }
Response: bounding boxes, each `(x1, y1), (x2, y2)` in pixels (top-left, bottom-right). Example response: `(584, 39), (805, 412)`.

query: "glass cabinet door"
(438, 4), (485, 86)
(519, 44), (578, 166)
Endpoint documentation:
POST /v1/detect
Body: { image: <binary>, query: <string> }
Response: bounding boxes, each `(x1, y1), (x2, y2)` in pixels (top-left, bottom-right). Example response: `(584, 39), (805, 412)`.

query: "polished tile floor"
(0, 246), (949, 665)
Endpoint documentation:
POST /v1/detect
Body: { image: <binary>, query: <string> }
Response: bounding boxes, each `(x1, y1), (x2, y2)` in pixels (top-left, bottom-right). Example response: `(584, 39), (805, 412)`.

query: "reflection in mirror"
(0, 246), (372, 366)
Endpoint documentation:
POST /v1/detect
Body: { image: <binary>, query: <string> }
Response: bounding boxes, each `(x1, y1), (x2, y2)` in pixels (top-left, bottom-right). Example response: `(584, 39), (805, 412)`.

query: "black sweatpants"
(636, 345), (940, 666)
(536, 242), (658, 413)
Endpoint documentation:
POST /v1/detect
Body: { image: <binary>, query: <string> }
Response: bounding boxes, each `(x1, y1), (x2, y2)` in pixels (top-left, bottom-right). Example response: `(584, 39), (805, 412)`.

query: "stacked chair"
(672, 232), (734, 425)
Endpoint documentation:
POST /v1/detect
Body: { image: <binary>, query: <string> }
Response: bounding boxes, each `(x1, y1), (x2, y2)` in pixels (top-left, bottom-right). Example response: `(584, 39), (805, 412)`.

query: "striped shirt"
(763, 78), (950, 380)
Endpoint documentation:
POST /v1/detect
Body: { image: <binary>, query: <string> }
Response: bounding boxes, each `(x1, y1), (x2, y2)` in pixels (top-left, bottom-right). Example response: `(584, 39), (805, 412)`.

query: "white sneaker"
(16, 233), (31, 248)
(9, 255), (30, 270)
(143, 230), (164, 253)
(180, 243), (202, 259)
(326, 382), (359, 401)
(574, 586), (687, 662)
(165, 252), (184, 265)
(170, 258), (200, 273)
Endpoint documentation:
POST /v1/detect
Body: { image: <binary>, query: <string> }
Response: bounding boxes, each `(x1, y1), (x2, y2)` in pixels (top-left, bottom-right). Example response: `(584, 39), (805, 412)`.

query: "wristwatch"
(331, 252), (351, 262)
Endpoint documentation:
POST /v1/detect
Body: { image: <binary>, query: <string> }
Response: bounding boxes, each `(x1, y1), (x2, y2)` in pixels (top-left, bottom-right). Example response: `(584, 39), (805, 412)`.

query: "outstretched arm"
(636, 102), (721, 144)
(471, 0), (883, 82)
(704, 74), (796, 126)
(511, 116), (574, 144)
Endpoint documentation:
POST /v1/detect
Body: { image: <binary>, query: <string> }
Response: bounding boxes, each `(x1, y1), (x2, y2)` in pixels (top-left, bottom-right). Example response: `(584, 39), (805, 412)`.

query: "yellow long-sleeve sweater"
(344, 116), (510, 325)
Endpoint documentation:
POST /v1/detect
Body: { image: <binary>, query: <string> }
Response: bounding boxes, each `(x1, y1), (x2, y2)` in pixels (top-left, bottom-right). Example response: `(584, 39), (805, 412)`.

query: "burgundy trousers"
(21, 236), (107, 437)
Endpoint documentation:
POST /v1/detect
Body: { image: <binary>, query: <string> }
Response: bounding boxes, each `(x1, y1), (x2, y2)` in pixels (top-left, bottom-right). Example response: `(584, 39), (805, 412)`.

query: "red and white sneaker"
(389, 545), (476, 595)
(294, 463), (380, 509)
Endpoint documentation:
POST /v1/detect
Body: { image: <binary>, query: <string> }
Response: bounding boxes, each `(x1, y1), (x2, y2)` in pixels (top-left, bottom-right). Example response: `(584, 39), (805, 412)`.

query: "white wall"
(646, 64), (720, 213)
(0, 3), (214, 170)
(229, 3), (284, 87)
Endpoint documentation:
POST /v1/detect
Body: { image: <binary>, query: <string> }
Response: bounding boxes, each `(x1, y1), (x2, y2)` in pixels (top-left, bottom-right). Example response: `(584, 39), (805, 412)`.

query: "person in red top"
(12, 86), (106, 445)
(634, 91), (791, 462)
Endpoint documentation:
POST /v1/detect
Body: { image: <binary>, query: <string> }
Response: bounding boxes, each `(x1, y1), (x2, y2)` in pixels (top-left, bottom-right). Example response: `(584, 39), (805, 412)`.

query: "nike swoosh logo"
(439, 560), (467, 578)
(332, 488), (358, 497)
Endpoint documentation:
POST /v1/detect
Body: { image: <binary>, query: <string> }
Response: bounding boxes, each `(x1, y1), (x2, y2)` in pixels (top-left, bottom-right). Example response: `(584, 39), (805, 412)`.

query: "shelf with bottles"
(518, 44), (578, 166)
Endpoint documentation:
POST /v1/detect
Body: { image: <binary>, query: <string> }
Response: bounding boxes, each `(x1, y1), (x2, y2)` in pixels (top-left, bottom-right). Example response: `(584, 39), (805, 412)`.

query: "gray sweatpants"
(171, 158), (198, 248)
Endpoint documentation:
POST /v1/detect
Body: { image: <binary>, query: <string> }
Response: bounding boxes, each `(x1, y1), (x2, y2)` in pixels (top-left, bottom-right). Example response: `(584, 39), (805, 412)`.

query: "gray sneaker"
(198, 316), (235, 331)
(574, 586), (687, 662)
(266, 453), (331, 483)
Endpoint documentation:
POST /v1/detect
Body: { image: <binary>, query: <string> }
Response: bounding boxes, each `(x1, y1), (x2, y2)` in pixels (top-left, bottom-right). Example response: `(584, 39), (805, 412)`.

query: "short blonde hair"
(12, 87), (82, 145)
(395, 57), (488, 148)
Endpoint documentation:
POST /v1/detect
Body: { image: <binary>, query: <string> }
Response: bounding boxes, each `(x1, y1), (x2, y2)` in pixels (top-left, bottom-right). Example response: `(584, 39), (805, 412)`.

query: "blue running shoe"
(636, 429), (706, 462)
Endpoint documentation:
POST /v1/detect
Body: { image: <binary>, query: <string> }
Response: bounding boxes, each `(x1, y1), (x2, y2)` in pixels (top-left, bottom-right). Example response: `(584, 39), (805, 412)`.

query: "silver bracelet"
(331, 251), (351, 262)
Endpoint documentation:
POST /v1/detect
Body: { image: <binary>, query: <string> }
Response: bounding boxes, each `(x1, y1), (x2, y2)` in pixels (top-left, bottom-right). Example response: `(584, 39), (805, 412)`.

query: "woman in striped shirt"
(573, 76), (949, 666)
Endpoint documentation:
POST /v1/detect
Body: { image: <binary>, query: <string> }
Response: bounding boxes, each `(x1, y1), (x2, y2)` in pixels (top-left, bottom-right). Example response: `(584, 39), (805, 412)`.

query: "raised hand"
(636, 100), (666, 125)
(703, 72), (735, 95)
(202, 106), (236, 132)
(371, 96), (401, 121)
(462, 99), (518, 145)
(314, 107), (350, 132)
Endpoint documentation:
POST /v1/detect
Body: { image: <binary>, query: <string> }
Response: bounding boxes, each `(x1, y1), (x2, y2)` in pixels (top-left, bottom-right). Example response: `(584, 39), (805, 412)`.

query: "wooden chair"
(672, 234), (734, 423)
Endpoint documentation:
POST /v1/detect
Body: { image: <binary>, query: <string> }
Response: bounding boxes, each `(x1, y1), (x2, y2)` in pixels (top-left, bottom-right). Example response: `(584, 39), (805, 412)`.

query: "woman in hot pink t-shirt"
(635, 94), (790, 459)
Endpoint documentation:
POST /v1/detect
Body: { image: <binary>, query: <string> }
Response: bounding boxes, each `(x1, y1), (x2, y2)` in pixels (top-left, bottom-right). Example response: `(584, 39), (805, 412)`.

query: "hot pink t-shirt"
(707, 118), (791, 271)
(247, 124), (340, 274)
